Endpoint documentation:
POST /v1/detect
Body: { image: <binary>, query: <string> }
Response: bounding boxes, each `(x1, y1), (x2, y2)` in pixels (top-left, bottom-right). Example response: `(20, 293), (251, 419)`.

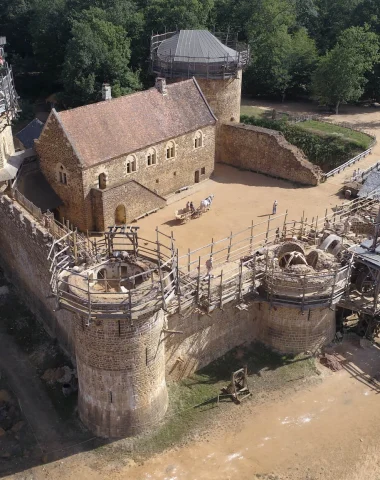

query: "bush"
(240, 115), (363, 172)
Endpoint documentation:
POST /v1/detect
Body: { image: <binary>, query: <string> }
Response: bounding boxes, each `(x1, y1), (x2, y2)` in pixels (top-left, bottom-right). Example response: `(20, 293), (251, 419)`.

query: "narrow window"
(126, 155), (137, 175)
(58, 165), (68, 185)
(147, 149), (157, 166)
(194, 131), (203, 149)
(156, 178), (159, 184)
(201, 167), (206, 175)
(166, 141), (175, 159)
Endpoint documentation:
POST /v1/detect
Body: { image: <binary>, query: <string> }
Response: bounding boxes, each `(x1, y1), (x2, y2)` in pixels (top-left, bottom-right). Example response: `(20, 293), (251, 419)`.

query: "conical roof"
(157, 30), (239, 63)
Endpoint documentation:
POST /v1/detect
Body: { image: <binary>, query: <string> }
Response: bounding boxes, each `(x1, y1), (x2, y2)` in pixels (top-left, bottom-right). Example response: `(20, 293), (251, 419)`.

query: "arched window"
(147, 148), (157, 166)
(166, 141), (175, 159)
(98, 172), (107, 189)
(194, 131), (203, 149)
(57, 164), (68, 185)
(126, 155), (137, 174)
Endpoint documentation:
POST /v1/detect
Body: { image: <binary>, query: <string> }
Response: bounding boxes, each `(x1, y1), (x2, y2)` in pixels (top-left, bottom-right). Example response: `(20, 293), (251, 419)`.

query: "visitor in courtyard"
(190, 201), (195, 213)
(272, 200), (278, 215)
(205, 256), (213, 278)
(186, 201), (190, 210)
(352, 169), (357, 181)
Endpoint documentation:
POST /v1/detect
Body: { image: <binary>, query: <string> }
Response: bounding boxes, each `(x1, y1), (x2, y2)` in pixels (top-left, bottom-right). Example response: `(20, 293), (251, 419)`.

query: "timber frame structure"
(45, 193), (380, 325)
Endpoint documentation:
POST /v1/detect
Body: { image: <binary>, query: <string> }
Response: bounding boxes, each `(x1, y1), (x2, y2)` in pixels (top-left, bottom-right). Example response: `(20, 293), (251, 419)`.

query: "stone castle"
(0, 30), (365, 439)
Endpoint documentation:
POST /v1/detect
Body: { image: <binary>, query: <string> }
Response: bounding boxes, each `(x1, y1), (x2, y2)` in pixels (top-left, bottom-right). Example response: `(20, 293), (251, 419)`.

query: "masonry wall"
(257, 303), (336, 354)
(219, 123), (322, 186)
(0, 121), (16, 169)
(0, 194), (76, 356)
(75, 309), (168, 438)
(166, 300), (336, 379)
(83, 125), (215, 231)
(92, 181), (166, 230)
(35, 113), (86, 229)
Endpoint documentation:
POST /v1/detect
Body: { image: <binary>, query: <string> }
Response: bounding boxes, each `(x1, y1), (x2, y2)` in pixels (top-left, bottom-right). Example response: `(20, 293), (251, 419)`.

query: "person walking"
(272, 200), (278, 215)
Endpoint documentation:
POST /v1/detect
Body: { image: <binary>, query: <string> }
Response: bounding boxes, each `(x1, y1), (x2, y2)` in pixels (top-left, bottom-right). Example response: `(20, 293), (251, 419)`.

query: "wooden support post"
(187, 248), (191, 273)
(300, 211), (305, 238)
(156, 228), (166, 310)
(211, 238), (214, 256)
(73, 229), (78, 264)
(207, 272), (212, 313)
(373, 269), (380, 313)
(238, 261), (243, 301)
(330, 269), (339, 307)
(282, 210), (288, 239)
(250, 220), (254, 253)
(266, 215), (271, 242)
(176, 249), (181, 315)
(219, 270), (223, 309)
(252, 253), (256, 288)
(128, 288), (132, 321)
(227, 232), (232, 262)
(104, 270), (108, 293)
(196, 256), (201, 304)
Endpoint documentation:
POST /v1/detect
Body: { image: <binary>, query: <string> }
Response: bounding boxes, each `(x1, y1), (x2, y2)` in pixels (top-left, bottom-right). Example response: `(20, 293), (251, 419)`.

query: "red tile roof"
(55, 78), (216, 168)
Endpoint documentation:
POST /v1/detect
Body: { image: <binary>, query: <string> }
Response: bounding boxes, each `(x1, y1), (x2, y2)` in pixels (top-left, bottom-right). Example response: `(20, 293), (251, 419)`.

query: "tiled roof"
(55, 78), (216, 168)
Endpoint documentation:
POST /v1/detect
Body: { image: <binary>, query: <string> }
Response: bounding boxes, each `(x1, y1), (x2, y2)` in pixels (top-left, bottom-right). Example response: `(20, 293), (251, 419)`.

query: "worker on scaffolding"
(205, 255), (214, 278)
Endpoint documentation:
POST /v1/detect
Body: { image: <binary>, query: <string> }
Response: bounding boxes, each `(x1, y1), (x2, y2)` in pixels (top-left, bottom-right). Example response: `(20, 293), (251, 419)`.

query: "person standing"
(205, 256), (213, 278)
(272, 200), (278, 215)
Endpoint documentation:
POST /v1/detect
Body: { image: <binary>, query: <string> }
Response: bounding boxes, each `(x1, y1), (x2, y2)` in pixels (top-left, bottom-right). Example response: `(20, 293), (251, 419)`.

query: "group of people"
(186, 201), (195, 213)
(352, 169), (363, 182)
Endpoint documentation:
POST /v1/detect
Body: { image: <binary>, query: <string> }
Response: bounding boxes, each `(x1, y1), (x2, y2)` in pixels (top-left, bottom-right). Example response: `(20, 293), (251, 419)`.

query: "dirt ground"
(6, 101), (380, 480)
(137, 105), (380, 255)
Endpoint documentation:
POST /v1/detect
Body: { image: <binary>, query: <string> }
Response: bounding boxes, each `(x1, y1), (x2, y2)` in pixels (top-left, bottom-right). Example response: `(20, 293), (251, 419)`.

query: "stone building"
(35, 78), (216, 231)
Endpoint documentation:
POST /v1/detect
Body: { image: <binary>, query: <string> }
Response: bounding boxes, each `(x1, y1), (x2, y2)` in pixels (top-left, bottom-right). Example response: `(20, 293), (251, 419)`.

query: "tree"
(61, 8), (141, 106)
(312, 26), (379, 113)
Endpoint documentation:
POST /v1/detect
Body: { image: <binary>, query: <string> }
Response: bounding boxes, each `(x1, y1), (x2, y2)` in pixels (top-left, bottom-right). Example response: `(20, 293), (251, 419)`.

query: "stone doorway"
(115, 204), (126, 225)
(194, 170), (200, 183)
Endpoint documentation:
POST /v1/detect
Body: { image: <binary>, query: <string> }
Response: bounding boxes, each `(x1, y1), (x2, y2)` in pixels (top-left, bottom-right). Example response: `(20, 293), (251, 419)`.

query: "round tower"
(150, 30), (250, 125)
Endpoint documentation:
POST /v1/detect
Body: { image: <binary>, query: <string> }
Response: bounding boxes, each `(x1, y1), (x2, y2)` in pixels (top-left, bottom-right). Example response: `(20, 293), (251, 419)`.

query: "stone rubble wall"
(219, 123), (322, 186)
(0, 194), (76, 356)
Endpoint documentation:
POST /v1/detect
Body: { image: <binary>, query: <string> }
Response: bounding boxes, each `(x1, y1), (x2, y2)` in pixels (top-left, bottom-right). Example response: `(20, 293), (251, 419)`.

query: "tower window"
(201, 167), (206, 175)
(126, 155), (137, 174)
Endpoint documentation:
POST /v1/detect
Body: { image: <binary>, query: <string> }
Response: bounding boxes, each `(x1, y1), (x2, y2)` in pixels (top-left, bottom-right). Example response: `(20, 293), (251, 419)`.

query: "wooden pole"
(211, 238), (214, 256)
(73, 229), (78, 264)
(250, 220), (254, 253)
(207, 272), (212, 313)
(282, 209), (288, 239)
(238, 261), (243, 301)
(196, 256), (201, 304)
(266, 215), (271, 242)
(219, 270), (223, 308)
(227, 232), (232, 261)
(188, 248), (191, 273)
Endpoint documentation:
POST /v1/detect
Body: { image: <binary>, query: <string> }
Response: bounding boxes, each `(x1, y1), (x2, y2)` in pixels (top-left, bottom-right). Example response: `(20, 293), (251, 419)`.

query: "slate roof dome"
(151, 29), (249, 80)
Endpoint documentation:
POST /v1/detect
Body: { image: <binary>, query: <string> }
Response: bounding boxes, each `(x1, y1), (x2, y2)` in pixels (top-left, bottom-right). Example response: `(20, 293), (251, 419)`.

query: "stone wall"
(257, 303), (335, 354)
(35, 112), (87, 229)
(219, 123), (322, 186)
(75, 309), (168, 438)
(166, 300), (336, 379)
(0, 194), (75, 356)
(91, 180), (167, 231)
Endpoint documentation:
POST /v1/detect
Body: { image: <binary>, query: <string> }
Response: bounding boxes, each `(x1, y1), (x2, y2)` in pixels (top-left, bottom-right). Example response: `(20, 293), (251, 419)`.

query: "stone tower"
(150, 30), (250, 159)
(0, 37), (18, 170)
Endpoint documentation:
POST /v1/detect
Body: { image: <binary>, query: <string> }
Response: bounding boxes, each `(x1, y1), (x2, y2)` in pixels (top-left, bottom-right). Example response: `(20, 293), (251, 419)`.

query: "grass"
(94, 343), (318, 461)
(297, 120), (373, 150)
(240, 105), (289, 120)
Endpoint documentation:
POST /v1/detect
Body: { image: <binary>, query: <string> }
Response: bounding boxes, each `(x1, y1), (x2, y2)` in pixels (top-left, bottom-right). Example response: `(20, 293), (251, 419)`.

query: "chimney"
(155, 77), (167, 95)
(101, 83), (112, 101)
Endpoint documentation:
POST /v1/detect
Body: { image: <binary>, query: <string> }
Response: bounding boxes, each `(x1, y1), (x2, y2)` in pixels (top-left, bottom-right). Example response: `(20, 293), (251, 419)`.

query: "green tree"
(312, 26), (379, 113)
(61, 8), (141, 106)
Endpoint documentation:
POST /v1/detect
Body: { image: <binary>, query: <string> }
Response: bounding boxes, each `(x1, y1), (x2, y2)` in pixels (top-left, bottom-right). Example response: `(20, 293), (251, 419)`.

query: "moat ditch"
(0, 266), (320, 474)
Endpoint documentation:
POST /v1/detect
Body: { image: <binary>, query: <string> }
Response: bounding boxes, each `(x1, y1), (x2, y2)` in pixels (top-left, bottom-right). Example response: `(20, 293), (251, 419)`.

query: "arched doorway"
(115, 205), (126, 225)
(98, 173), (107, 190)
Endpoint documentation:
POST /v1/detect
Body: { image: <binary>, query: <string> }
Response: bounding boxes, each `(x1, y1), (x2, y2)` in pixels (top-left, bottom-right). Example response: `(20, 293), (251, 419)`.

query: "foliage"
(61, 8), (142, 106)
(241, 115), (370, 171)
(3, 0), (380, 106)
(312, 26), (380, 113)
